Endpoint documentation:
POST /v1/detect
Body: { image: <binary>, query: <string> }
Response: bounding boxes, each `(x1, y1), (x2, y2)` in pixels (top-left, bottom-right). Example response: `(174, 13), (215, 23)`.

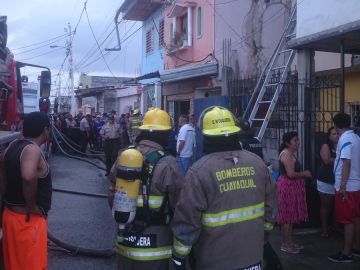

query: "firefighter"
(108, 108), (184, 270)
(129, 108), (142, 144)
(171, 106), (277, 270)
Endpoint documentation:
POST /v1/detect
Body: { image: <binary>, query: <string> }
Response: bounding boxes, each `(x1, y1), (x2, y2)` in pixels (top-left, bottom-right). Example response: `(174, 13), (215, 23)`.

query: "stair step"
(265, 83), (278, 87)
(258, 100), (272, 104)
(272, 65), (286, 71)
(286, 33), (296, 39)
(252, 118), (265, 121)
(278, 49), (292, 54)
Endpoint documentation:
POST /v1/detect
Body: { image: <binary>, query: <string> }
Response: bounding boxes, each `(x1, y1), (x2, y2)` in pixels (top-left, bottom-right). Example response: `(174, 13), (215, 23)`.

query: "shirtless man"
(0, 111), (52, 270)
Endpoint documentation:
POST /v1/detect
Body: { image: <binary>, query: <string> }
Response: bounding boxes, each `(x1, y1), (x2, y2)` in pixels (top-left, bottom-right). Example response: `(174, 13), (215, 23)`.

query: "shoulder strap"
(141, 150), (166, 225)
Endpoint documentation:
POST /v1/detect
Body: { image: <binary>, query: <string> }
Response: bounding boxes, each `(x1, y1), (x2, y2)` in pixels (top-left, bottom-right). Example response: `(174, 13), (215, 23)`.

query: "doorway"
(168, 100), (190, 130)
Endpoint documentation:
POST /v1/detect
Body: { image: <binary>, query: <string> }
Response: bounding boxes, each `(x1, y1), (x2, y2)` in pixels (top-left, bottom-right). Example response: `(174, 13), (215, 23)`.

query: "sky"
(2, 0), (142, 96)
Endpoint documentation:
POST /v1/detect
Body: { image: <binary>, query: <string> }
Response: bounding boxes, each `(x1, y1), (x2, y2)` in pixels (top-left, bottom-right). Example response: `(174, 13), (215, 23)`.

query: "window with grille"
(146, 29), (154, 54)
(159, 20), (164, 47)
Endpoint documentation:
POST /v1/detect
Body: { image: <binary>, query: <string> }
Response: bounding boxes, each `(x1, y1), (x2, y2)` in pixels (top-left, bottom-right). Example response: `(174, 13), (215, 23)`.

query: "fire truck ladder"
(244, 6), (297, 141)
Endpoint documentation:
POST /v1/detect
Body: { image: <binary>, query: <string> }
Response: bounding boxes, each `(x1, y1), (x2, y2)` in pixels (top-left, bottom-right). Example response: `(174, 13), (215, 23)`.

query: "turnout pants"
(2, 208), (48, 270)
(117, 255), (169, 270)
(104, 138), (121, 174)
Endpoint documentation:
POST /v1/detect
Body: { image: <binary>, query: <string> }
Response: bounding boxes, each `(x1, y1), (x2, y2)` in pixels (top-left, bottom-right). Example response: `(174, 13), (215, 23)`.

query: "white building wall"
(297, 0), (360, 38)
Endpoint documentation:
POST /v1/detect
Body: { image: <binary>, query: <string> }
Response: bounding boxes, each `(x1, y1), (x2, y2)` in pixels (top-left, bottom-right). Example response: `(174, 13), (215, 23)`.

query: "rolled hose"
(47, 231), (115, 257)
(52, 130), (106, 171)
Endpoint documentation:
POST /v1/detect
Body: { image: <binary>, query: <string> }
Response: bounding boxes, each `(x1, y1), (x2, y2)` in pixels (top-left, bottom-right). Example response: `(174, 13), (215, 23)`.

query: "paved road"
(48, 153), (360, 270)
(48, 154), (116, 270)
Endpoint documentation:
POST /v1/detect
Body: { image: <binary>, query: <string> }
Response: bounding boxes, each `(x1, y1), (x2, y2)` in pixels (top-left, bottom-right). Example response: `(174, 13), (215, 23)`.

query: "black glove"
(171, 254), (185, 270)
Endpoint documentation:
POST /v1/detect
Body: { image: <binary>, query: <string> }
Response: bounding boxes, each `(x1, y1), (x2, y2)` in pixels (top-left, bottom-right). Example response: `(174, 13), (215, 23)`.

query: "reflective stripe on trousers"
(202, 202), (265, 227)
(116, 243), (172, 261)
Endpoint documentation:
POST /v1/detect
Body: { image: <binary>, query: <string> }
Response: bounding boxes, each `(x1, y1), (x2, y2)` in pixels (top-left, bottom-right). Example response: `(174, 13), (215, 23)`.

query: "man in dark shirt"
(0, 112), (52, 270)
(238, 118), (283, 270)
(238, 119), (264, 159)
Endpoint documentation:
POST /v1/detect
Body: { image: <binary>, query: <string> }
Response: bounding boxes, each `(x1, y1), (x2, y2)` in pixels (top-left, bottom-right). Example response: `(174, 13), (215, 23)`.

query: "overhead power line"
(12, 33), (68, 51)
(18, 47), (63, 62)
(77, 24), (143, 71)
(84, 2), (115, 76)
(14, 35), (68, 55)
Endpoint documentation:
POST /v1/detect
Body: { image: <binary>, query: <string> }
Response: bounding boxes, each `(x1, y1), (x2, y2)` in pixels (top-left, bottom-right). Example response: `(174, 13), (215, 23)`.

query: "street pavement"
(48, 153), (360, 270)
(48, 154), (116, 269)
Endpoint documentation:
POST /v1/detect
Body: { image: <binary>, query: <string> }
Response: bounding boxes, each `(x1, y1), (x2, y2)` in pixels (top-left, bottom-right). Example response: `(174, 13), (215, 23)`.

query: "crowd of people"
(0, 108), (359, 270)
(52, 110), (135, 152)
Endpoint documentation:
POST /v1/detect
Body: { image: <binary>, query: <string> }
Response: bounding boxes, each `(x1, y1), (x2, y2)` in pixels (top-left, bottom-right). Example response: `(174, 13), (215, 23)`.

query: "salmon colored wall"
(164, 0), (214, 70)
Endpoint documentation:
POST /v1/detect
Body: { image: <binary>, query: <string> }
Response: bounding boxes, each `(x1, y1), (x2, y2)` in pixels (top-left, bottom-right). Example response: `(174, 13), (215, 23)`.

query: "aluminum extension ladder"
(244, 6), (297, 141)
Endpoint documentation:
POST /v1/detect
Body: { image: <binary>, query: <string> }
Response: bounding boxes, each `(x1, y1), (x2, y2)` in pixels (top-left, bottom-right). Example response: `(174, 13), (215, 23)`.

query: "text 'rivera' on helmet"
(199, 106), (240, 136)
(139, 108), (172, 132)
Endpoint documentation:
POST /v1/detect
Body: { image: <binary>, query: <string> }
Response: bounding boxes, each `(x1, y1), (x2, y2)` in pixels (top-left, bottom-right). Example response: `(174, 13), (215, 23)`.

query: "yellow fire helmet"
(199, 106), (240, 136)
(117, 148), (143, 170)
(139, 108), (172, 131)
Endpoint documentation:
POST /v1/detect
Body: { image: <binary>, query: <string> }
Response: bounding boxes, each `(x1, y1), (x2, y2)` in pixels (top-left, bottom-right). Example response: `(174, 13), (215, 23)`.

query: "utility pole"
(67, 22), (76, 116)
(57, 74), (61, 113)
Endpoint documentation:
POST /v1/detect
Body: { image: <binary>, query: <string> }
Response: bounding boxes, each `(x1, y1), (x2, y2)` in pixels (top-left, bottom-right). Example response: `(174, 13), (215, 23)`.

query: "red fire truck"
(0, 16), (51, 147)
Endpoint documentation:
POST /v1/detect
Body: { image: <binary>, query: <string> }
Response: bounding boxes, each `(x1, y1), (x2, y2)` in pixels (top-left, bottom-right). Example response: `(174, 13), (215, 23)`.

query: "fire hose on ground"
(51, 124), (105, 156)
(51, 126), (106, 171)
(51, 124), (106, 163)
(47, 126), (117, 257)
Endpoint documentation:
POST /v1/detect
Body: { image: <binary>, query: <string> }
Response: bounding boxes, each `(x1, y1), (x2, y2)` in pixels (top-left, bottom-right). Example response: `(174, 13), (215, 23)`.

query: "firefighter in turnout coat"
(109, 108), (184, 270)
(171, 106), (277, 270)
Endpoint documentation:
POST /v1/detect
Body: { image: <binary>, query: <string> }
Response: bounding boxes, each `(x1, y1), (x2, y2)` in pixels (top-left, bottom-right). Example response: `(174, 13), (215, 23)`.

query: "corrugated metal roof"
(289, 20), (360, 54)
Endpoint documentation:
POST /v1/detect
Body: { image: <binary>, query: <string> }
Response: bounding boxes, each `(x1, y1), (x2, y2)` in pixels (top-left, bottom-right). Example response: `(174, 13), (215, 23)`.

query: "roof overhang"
(160, 62), (218, 83)
(289, 20), (360, 54)
(120, 0), (163, 21)
(167, 1), (196, 18)
(76, 86), (117, 97)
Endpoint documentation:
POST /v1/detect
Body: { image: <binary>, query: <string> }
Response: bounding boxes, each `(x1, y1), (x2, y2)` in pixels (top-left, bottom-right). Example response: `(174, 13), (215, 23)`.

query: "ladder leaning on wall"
(244, 5), (297, 142)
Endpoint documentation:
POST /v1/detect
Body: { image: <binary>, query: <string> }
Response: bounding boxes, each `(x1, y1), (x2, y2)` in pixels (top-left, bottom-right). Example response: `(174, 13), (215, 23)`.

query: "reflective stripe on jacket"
(115, 140), (184, 261)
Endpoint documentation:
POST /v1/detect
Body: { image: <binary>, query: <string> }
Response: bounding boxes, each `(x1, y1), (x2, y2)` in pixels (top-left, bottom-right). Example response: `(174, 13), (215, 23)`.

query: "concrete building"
(76, 74), (139, 114)
(161, 0), (293, 121)
(290, 0), (360, 120)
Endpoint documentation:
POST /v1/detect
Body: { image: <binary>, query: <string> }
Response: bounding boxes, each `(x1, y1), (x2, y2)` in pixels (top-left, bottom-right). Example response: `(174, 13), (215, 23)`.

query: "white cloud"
(2, 0), (141, 87)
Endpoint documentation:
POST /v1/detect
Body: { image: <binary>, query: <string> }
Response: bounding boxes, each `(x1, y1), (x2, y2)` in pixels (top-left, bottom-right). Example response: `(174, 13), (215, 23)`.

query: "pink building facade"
(160, 0), (292, 120)
(161, 0), (217, 119)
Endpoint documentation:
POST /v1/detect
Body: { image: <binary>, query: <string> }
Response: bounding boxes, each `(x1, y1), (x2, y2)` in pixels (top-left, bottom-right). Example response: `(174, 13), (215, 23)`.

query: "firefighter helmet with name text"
(199, 106), (240, 136)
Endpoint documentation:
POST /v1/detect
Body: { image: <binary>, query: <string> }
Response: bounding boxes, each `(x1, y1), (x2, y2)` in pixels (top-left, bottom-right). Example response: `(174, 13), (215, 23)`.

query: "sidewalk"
(270, 227), (360, 270)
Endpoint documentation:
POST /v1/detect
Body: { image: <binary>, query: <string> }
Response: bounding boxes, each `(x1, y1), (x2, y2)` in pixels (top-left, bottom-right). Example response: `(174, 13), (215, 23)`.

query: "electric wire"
(205, 0), (245, 42)
(18, 47), (63, 62)
(14, 35), (69, 55)
(84, 2), (115, 76)
(12, 34), (68, 51)
(74, 0), (122, 68)
(213, 0), (305, 56)
(77, 24), (143, 70)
